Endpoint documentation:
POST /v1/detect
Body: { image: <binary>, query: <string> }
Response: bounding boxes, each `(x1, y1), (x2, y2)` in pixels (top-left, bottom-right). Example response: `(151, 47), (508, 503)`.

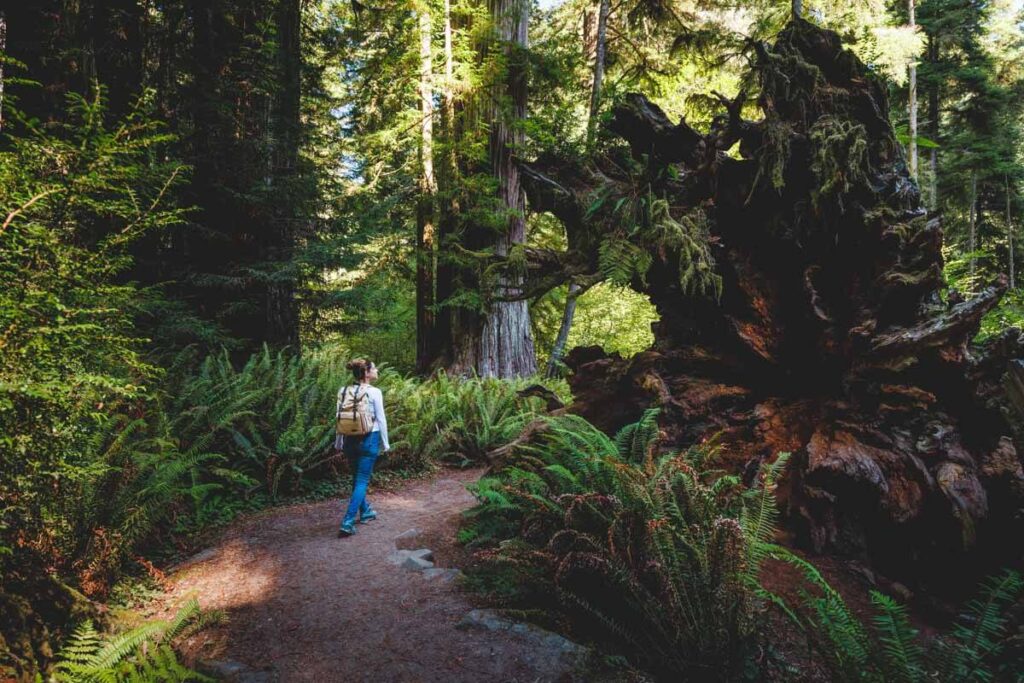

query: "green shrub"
(390, 372), (560, 467)
(461, 409), (789, 680)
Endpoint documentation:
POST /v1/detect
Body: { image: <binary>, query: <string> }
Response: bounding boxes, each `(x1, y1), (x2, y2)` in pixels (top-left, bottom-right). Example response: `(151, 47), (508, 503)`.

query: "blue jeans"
(341, 431), (380, 526)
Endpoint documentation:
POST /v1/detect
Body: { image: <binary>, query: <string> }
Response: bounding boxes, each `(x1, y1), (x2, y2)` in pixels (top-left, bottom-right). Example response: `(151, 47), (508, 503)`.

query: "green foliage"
(934, 570), (1024, 682)
(54, 599), (217, 682)
(0, 86), (185, 587)
(391, 371), (562, 467)
(589, 177), (722, 299)
(462, 409), (790, 680)
(771, 550), (1024, 683)
(809, 117), (871, 209)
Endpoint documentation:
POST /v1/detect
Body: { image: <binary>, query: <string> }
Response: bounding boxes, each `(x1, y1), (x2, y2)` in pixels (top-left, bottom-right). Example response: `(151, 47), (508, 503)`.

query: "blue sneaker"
(338, 522), (356, 537)
(359, 508), (378, 523)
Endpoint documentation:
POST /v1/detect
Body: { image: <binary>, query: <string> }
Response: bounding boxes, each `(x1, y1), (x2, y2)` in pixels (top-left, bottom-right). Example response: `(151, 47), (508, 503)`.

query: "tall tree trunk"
(927, 36), (939, 211)
(416, 3), (437, 373)
(586, 0), (609, 145)
(969, 169), (978, 278)
(434, 0), (457, 368)
(1009, 175), (1015, 290)
(451, 0), (537, 377)
(792, 0), (803, 19)
(545, 282), (580, 377)
(0, 10), (6, 135)
(266, 0), (301, 348)
(907, 0), (918, 181)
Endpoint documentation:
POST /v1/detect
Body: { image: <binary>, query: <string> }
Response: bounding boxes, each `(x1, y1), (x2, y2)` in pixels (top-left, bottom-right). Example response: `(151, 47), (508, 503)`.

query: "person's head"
(347, 358), (378, 384)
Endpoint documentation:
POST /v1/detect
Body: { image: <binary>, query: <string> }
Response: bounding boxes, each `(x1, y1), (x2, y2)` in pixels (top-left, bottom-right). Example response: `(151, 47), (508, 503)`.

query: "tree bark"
(267, 0), (302, 349)
(545, 282), (580, 377)
(416, 4), (437, 373)
(0, 10), (6, 135)
(927, 36), (939, 211)
(450, 0), (538, 378)
(969, 168), (978, 278)
(545, 0), (610, 376)
(434, 0), (457, 368)
(586, 0), (609, 145)
(907, 0), (918, 181)
(1009, 175), (1015, 290)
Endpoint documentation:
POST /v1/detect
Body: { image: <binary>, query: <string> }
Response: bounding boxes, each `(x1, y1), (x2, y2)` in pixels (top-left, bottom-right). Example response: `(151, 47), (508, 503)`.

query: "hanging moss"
(754, 118), (795, 193)
(809, 116), (870, 210)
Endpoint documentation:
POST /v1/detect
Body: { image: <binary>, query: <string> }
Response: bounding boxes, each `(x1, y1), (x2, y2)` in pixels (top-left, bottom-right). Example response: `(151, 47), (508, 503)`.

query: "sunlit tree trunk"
(434, 0), (457, 368)
(586, 0), (609, 145)
(416, 3), (437, 373)
(907, 0), (918, 181)
(927, 36), (939, 211)
(0, 10), (6, 134)
(545, 283), (580, 377)
(450, 0), (537, 377)
(969, 169), (978, 278)
(1009, 175), (1015, 290)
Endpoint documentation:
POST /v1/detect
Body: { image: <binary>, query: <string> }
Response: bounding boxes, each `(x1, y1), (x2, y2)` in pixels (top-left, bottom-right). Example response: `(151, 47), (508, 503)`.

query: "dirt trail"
(158, 468), (585, 683)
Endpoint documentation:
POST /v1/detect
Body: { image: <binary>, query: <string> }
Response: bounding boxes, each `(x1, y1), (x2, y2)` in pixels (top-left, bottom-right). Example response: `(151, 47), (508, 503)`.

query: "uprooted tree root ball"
(512, 18), (1024, 589)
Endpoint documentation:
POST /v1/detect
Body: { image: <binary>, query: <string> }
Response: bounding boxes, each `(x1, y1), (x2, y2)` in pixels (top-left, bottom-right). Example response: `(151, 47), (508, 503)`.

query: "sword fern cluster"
(462, 409), (789, 680)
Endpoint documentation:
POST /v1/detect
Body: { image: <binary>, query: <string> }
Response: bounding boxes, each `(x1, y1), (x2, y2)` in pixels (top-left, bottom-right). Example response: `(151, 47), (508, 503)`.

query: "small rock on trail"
(159, 468), (593, 682)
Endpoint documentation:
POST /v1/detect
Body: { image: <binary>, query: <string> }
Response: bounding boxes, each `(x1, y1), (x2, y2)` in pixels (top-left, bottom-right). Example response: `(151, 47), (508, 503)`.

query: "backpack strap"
(338, 386), (349, 418)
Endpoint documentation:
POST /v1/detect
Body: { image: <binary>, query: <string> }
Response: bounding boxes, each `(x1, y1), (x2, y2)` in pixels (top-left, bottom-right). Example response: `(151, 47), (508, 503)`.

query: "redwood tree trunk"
(434, 0), (457, 369)
(450, 0), (537, 378)
(546, 0), (610, 376)
(416, 4), (437, 373)
(969, 169), (978, 278)
(266, 0), (301, 349)
(586, 0), (609, 144)
(545, 282), (580, 377)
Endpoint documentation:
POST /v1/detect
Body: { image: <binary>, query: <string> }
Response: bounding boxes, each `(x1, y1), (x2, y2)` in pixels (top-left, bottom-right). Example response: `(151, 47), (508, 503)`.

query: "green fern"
(613, 408), (661, 463)
(54, 600), (217, 682)
(871, 591), (924, 683)
(770, 547), (1023, 683)
(461, 410), (780, 679)
(935, 569), (1024, 682)
(740, 452), (790, 576)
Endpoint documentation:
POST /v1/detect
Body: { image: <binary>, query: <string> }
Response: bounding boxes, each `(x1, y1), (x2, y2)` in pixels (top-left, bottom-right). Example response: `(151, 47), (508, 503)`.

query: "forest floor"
(146, 467), (597, 683)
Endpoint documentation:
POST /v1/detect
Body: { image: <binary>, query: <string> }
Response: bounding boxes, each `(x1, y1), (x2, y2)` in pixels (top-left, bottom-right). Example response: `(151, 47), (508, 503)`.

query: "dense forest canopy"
(2, 0), (1024, 681)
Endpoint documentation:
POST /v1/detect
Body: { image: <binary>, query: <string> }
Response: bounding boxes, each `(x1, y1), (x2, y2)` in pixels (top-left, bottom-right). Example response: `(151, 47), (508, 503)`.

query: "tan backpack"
(336, 385), (375, 436)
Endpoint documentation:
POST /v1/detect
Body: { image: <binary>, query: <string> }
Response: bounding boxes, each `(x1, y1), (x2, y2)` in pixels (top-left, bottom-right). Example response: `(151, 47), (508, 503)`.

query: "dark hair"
(346, 358), (374, 381)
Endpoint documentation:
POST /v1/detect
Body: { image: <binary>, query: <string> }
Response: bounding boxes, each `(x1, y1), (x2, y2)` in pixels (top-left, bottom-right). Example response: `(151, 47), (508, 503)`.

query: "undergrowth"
(6, 339), (560, 677)
(771, 551), (1024, 682)
(461, 409), (789, 680)
(461, 409), (1024, 682)
(54, 599), (220, 682)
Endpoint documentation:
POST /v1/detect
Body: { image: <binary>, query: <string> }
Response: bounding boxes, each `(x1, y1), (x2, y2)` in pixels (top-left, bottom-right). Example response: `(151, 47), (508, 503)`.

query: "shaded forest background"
(3, 0), (1022, 368)
(2, 0), (1024, 680)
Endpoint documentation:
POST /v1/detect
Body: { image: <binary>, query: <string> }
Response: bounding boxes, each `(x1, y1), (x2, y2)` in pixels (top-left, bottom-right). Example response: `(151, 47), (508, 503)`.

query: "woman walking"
(335, 359), (389, 537)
